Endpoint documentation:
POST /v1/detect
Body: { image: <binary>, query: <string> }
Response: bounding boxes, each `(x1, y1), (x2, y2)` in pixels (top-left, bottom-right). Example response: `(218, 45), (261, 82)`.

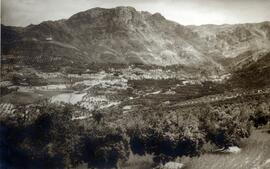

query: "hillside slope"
(228, 52), (270, 88)
(189, 22), (270, 59)
(1, 7), (270, 72)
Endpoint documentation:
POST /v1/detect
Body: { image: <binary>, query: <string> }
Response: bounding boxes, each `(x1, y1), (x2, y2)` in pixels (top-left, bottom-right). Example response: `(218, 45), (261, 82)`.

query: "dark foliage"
(74, 126), (129, 168)
(129, 116), (205, 164)
(1, 97), (269, 168)
(199, 105), (252, 148)
(250, 103), (270, 128)
(0, 104), (130, 169)
(0, 105), (81, 169)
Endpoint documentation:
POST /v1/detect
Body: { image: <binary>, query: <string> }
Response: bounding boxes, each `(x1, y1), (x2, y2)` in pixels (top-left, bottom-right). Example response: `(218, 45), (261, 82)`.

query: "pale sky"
(1, 0), (270, 27)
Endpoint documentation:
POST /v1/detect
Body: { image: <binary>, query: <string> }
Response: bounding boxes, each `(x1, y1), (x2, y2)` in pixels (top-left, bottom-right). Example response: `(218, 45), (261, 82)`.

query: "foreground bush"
(129, 114), (205, 164)
(199, 105), (252, 148)
(75, 126), (130, 168)
(0, 104), (130, 169)
(128, 102), (255, 164)
(250, 102), (270, 128)
(1, 100), (268, 168)
(0, 104), (81, 169)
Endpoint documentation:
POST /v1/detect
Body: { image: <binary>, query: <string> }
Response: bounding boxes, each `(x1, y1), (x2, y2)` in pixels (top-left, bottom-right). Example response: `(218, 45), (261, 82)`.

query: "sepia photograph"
(1, 0), (270, 169)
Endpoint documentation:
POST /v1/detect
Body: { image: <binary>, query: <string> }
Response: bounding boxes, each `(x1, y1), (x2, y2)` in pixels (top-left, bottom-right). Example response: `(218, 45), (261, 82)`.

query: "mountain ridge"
(1, 6), (270, 73)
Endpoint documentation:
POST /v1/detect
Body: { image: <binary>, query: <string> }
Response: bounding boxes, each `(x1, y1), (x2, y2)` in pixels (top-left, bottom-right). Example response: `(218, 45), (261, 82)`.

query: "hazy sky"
(1, 0), (270, 26)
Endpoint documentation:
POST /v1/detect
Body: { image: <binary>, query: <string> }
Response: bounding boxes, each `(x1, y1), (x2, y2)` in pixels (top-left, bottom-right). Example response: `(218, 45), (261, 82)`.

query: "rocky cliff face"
(1, 7), (270, 71)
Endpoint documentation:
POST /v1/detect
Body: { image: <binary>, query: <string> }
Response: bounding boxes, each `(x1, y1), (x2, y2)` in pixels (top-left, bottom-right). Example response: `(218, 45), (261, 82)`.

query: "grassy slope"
(182, 128), (270, 169)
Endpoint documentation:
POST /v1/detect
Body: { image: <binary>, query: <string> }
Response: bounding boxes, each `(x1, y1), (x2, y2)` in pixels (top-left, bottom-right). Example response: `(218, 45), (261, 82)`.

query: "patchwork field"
(1, 67), (270, 169)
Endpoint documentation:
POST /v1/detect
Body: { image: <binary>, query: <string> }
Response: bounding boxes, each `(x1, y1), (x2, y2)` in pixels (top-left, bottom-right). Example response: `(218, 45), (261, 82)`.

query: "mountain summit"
(2, 7), (270, 71)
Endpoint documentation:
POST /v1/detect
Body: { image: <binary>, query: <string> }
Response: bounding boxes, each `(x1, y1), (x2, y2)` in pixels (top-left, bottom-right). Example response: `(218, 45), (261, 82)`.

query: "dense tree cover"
(199, 105), (252, 148)
(1, 100), (269, 169)
(127, 102), (260, 163)
(0, 104), (129, 169)
(0, 104), (81, 169)
(129, 114), (205, 164)
(74, 126), (129, 168)
(250, 102), (270, 128)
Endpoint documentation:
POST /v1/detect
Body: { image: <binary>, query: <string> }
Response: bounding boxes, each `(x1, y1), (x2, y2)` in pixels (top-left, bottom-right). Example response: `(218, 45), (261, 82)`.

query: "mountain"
(1, 6), (270, 72)
(228, 51), (270, 88)
(188, 22), (270, 58)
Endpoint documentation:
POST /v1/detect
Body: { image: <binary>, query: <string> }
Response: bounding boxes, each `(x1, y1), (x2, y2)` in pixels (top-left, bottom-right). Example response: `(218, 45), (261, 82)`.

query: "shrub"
(76, 125), (130, 168)
(250, 102), (270, 128)
(199, 105), (252, 148)
(0, 104), (81, 169)
(129, 113), (205, 164)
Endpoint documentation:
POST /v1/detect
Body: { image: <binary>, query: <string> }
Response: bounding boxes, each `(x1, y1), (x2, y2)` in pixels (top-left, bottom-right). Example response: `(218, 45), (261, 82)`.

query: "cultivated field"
(1, 66), (270, 169)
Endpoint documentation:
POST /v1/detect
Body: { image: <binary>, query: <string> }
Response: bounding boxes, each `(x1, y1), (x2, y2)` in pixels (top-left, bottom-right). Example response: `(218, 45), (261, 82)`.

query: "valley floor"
(1, 67), (270, 169)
